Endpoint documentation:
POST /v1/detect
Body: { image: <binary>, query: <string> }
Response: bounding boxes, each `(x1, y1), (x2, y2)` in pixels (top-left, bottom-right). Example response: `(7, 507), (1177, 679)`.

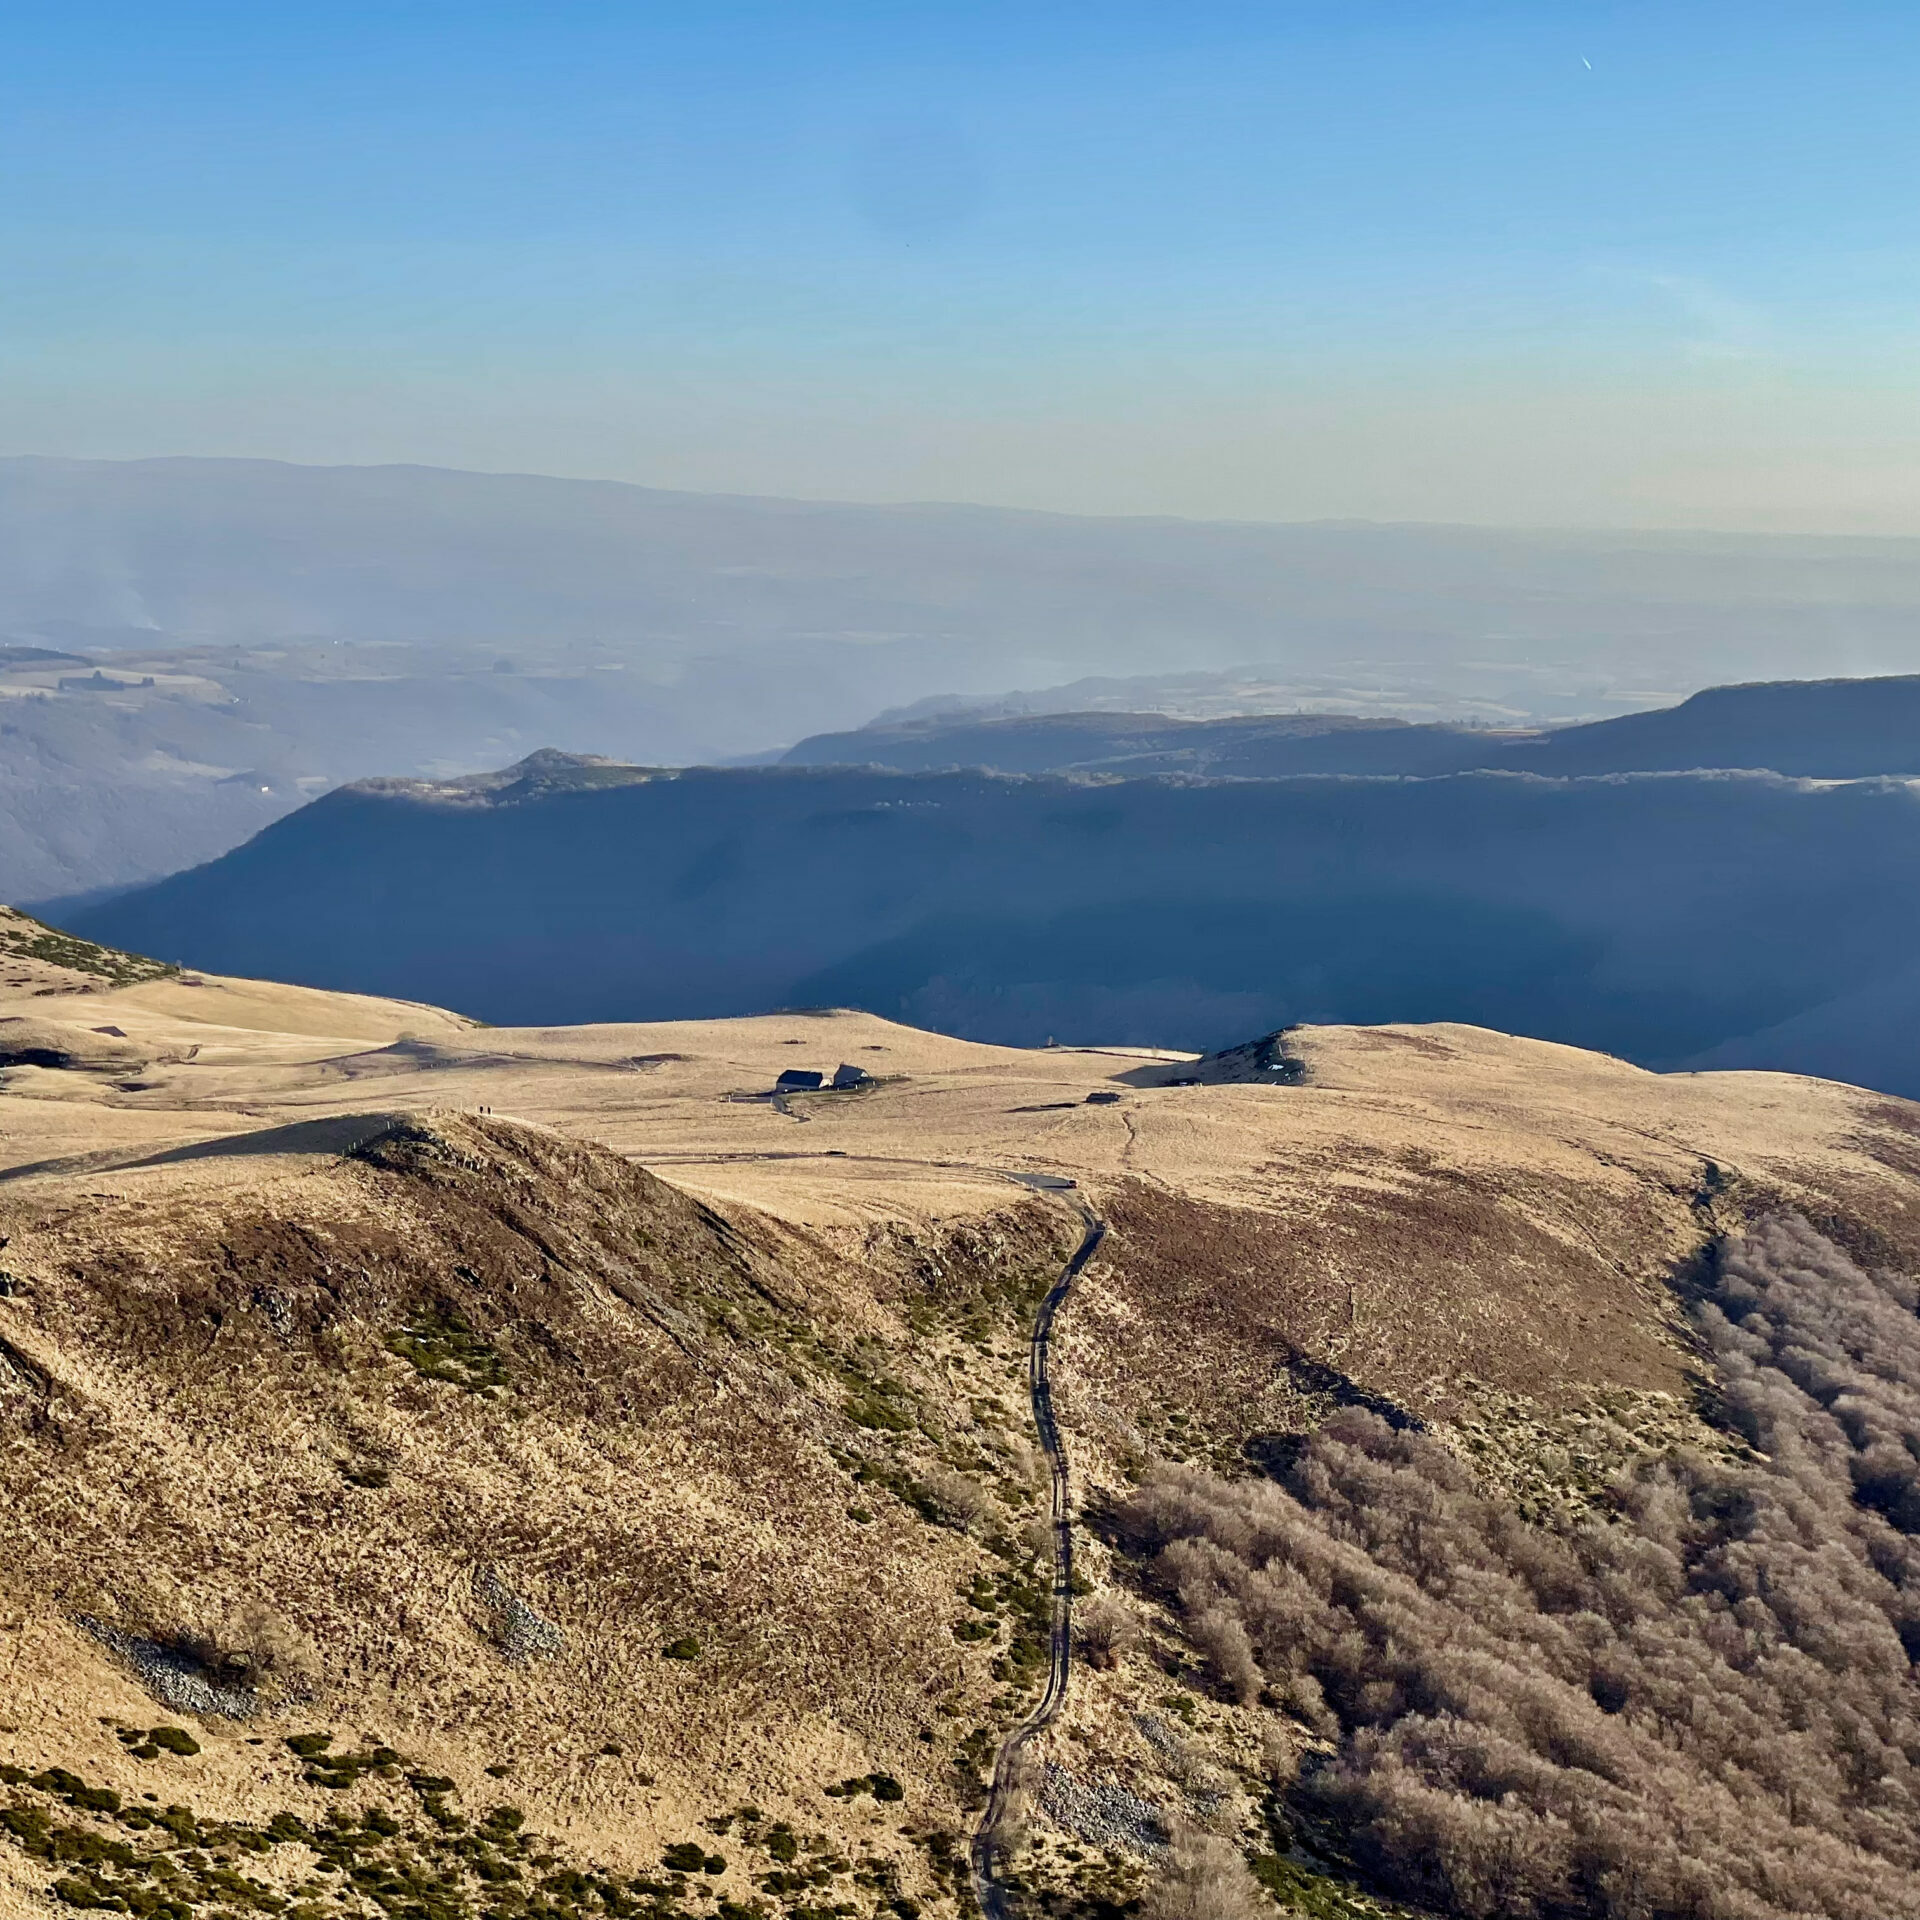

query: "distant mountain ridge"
(6, 454), (1920, 901)
(785, 673), (1920, 780)
(70, 752), (1920, 1096)
(9, 454), (1920, 654)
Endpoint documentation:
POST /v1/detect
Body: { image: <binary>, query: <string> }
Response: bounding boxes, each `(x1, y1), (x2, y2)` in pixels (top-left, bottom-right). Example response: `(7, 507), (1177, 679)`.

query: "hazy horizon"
(22, 448), (1920, 544)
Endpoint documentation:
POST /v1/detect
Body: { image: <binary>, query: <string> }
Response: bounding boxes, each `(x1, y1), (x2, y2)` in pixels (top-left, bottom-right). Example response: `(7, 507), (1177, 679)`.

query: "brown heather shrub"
(921, 1467), (994, 1534)
(1138, 1832), (1270, 1920)
(1115, 1215), (1920, 1920)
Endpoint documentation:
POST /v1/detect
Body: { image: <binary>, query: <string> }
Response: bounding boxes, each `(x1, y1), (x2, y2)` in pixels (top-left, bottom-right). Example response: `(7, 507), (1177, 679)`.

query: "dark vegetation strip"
(0, 1730), (931, 1920)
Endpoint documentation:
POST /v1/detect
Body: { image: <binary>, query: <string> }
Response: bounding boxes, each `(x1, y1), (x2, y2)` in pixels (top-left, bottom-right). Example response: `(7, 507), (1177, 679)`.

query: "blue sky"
(5, 2), (1920, 527)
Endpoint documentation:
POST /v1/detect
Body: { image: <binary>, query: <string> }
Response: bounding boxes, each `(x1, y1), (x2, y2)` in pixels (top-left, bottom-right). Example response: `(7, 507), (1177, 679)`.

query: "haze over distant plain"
(4, 452), (1920, 903)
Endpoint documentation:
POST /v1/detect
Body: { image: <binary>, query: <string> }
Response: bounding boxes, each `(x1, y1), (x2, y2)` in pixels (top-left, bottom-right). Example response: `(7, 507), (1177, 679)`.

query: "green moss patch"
(384, 1302), (506, 1394)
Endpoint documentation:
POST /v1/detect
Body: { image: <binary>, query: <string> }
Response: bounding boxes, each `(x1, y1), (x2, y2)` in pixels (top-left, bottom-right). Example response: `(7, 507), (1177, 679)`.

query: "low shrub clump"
(1138, 1834), (1269, 1920)
(824, 1773), (904, 1803)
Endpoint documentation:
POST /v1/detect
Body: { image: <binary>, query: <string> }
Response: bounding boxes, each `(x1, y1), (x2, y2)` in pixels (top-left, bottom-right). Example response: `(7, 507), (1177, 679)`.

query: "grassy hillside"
(0, 1112), (1079, 1919)
(5, 983), (1920, 1919)
(0, 904), (176, 994)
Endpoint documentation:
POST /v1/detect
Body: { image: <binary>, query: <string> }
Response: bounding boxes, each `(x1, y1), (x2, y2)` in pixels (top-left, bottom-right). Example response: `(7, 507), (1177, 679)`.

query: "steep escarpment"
(72, 762), (1920, 1093)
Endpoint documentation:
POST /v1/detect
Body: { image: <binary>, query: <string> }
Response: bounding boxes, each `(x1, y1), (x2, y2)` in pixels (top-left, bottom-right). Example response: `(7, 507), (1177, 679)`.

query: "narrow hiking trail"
(969, 1205), (1106, 1920)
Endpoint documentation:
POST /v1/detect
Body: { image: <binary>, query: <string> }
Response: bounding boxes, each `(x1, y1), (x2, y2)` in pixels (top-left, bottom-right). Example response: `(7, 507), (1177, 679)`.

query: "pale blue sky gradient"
(6, 2), (1920, 527)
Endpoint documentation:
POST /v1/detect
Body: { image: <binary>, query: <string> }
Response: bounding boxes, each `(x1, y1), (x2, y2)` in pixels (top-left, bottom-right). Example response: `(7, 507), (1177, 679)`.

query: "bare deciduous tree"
(1113, 1216), (1920, 1920)
(1076, 1593), (1138, 1670)
(922, 1466), (993, 1534)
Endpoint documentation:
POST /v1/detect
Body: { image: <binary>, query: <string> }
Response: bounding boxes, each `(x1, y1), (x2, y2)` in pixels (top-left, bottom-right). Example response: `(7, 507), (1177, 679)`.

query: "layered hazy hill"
(786, 673), (1920, 779)
(70, 752), (1920, 1094)
(0, 633), (780, 904)
(3, 940), (1920, 1920)
(10, 455), (1920, 901)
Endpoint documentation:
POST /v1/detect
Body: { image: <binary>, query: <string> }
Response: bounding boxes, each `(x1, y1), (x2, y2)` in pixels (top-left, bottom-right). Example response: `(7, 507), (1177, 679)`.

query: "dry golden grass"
(0, 1109), (1085, 1918)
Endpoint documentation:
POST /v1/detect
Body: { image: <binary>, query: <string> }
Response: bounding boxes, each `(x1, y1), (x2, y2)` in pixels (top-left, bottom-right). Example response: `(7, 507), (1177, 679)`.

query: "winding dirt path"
(969, 1204), (1106, 1920)
(632, 1140), (1103, 1916)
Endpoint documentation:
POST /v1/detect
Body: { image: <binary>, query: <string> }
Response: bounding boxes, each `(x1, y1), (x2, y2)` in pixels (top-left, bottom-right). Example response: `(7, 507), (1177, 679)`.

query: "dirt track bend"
(969, 1203), (1107, 1920)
